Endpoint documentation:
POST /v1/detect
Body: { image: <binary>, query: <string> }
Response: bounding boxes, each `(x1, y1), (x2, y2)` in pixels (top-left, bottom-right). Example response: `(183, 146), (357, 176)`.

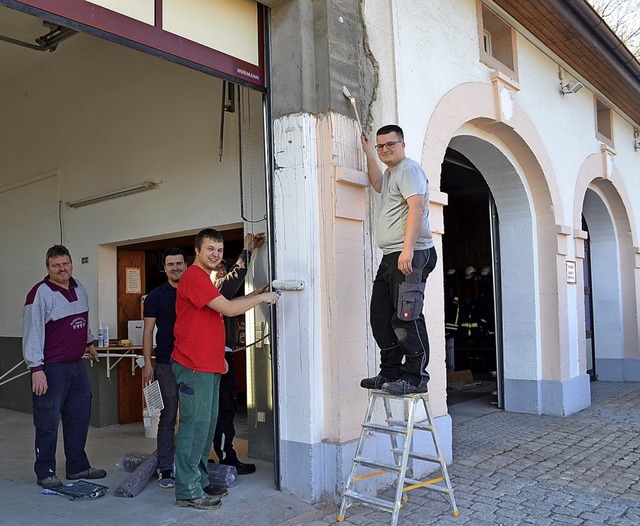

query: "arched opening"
(444, 133), (541, 414)
(441, 148), (501, 420)
(581, 185), (634, 380)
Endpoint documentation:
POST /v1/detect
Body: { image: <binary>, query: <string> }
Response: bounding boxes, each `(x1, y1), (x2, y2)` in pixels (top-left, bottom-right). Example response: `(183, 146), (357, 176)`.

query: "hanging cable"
(238, 86), (267, 224)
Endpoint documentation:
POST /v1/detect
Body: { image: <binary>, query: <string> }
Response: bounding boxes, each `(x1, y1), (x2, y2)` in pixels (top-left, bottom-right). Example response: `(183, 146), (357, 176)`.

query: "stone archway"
(576, 159), (640, 381)
(448, 132), (540, 414)
(424, 81), (590, 416)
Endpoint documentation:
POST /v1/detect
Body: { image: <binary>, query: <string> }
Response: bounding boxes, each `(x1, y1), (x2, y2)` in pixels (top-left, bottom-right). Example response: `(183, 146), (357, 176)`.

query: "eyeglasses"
(374, 141), (402, 151)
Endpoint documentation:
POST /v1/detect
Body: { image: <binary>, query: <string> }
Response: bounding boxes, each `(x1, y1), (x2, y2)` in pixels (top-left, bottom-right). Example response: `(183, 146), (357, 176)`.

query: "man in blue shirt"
(142, 248), (189, 489)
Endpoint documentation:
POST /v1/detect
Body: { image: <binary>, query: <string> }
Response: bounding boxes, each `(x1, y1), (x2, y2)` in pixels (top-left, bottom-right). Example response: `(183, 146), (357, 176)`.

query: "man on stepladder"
(360, 125), (437, 395)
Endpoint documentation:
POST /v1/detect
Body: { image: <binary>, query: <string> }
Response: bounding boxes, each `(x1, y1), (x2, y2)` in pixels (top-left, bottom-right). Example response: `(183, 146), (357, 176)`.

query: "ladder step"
(354, 457), (402, 473)
(389, 447), (440, 464)
(369, 390), (429, 401)
(387, 419), (433, 432)
(413, 423), (434, 431)
(363, 422), (408, 435)
(343, 490), (396, 512)
(408, 452), (441, 463)
(404, 476), (451, 494)
(386, 419), (409, 428)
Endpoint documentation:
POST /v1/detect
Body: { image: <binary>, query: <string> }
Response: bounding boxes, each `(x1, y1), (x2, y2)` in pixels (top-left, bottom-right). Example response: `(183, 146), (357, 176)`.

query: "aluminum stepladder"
(338, 390), (459, 525)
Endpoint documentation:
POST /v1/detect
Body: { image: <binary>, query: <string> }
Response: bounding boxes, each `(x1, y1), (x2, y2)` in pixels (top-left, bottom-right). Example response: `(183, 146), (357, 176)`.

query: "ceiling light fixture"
(66, 181), (161, 208)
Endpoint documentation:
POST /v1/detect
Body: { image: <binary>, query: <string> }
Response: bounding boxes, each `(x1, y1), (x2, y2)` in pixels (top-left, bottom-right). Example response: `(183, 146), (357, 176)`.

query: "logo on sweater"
(70, 317), (86, 330)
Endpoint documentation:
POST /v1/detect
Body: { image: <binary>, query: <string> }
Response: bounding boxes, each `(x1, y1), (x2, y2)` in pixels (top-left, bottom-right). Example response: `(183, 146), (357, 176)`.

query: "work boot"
(382, 379), (429, 395)
(66, 467), (107, 480)
(176, 494), (222, 510)
(203, 484), (228, 497)
(360, 374), (393, 390)
(220, 458), (256, 475)
(37, 476), (63, 489)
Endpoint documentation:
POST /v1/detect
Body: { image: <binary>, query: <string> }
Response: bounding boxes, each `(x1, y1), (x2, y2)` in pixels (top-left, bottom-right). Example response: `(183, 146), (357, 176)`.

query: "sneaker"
(203, 484), (228, 497)
(37, 476), (63, 489)
(382, 379), (428, 395)
(176, 494), (222, 510)
(158, 469), (175, 489)
(66, 467), (107, 480)
(220, 458), (256, 475)
(360, 374), (393, 390)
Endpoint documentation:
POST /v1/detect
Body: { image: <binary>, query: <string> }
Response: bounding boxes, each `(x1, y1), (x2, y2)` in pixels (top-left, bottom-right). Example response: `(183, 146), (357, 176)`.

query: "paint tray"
(143, 380), (164, 417)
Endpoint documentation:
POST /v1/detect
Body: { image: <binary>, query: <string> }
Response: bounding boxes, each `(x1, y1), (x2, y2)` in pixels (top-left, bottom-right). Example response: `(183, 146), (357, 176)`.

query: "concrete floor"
(1, 384), (500, 526)
(0, 408), (321, 526)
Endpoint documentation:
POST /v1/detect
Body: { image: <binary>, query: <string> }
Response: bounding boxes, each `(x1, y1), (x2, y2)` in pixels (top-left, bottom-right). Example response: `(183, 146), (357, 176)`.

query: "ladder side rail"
(389, 396), (418, 526)
(419, 395), (459, 514)
(382, 394), (404, 468)
(339, 391), (379, 520)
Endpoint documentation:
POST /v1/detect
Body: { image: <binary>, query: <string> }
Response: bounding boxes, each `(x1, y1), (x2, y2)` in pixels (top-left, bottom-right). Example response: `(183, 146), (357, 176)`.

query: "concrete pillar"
(269, 0), (377, 501)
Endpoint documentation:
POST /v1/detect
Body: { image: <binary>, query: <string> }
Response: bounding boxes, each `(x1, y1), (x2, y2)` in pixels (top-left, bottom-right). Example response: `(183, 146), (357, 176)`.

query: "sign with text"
(566, 260), (576, 284)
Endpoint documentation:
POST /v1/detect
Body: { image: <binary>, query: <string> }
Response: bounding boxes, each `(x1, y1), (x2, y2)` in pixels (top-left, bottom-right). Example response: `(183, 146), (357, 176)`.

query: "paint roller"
(271, 279), (305, 292)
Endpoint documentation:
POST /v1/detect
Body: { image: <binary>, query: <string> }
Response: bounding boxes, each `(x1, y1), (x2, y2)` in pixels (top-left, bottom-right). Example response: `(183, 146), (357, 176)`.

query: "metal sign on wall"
(4, 0), (266, 88)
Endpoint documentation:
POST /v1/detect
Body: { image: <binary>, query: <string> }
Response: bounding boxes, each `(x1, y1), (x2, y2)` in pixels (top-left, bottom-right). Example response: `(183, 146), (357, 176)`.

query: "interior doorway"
(441, 148), (501, 416)
(114, 230), (245, 425)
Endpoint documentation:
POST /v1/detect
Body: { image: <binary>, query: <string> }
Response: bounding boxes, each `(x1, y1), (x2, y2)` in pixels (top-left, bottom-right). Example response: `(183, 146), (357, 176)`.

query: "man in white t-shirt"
(360, 125), (437, 395)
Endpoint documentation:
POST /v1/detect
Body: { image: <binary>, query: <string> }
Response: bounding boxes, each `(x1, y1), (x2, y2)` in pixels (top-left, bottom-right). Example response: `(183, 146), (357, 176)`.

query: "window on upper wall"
(595, 98), (613, 146)
(478, 2), (518, 80)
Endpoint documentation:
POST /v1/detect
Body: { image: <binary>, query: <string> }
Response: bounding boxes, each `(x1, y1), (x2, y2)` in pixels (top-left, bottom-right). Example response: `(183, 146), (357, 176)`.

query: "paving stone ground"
(313, 381), (640, 525)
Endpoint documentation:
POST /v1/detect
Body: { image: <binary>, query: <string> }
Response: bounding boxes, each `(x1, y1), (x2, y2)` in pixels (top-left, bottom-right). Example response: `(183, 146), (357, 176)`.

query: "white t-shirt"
(376, 157), (434, 255)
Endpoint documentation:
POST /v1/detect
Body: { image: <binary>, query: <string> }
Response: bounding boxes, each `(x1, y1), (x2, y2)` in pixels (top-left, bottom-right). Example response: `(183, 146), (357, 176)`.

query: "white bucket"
(143, 409), (160, 439)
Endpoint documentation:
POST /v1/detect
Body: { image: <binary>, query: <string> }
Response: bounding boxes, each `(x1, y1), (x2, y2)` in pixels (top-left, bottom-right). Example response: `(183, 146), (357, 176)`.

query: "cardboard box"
(128, 320), (156, 346)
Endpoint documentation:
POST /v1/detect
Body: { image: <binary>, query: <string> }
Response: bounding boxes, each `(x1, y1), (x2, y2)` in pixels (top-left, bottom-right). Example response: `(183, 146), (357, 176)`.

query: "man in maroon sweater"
(23, 245), (106, 489)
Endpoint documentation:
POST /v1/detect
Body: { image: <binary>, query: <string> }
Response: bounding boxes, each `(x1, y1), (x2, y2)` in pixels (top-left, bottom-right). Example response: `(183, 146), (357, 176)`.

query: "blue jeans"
(172, 361), (220, 500)
(370, 247), (437, 385)
(32, 360), (92, 480)
(155, 362), (178, 472)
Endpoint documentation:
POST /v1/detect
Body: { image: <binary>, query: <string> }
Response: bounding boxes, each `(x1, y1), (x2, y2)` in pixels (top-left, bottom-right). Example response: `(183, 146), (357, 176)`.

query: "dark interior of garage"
(441, 148), (499, 409)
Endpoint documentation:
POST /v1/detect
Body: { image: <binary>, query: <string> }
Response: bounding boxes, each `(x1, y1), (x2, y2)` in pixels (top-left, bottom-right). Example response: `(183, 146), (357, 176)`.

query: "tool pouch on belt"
(397, 281), (425, 321)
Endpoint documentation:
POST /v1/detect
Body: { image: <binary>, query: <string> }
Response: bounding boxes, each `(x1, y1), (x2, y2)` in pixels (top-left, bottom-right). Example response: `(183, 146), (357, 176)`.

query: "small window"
(478, 2), (517, 79)
(595, 98), (613, 145)
(483, 29), (492, 56)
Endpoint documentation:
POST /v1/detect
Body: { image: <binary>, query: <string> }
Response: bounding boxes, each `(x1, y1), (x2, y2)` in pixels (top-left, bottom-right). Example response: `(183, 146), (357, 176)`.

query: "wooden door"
(117, 249), (145, 424)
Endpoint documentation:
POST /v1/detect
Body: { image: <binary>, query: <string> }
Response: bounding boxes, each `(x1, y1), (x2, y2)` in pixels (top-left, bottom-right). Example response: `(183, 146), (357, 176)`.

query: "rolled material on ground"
(117, 452), (150, 473)
(208, 462), (238, 488)
(114, 450), (158, 498)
